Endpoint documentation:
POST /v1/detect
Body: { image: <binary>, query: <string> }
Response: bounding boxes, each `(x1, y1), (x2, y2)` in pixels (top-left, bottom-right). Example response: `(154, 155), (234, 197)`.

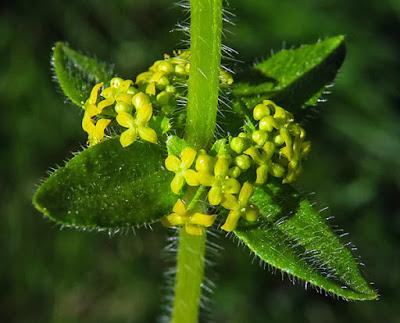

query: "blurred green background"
(1, 0), (399, 322)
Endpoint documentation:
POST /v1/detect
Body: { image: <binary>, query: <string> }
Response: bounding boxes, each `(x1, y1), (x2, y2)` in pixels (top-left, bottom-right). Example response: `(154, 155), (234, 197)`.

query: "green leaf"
(234, 182), (378, 301)
(33, 138), (175, 230)
(233, 36), (346, 113)
(52, 42), (114, 106)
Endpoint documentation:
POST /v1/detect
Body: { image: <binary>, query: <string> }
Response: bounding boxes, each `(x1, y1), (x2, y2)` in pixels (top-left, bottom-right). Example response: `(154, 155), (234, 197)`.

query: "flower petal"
(221, 209), (241, 232)
(138, 126), (158, 144)
(120, 128), (137, 147)
(116, 111), (135, 128)
(180, 147), (197, 169)
(184, 169), (200, 186)
(172, 199), (187, 214)
(238, 182), (254, 206)
(223, 178), (241, 194)
(165, 155), (181, 172)
(171, 174), (185, 195)
(208, 186), (222, 206)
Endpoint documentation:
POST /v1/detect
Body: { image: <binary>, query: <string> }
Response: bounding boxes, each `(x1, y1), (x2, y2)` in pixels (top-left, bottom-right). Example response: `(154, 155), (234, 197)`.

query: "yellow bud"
(165, 85), (176, 93)
(195, 153), (214, 173)
(208, 186), (222, 206)
(235, 155), (252, 170)
(132, 92), (151, 109)
(115, 102), (133, 114)
(274, 134), (284, 146)
(229, 166), (241, 178)
(244, 207), (258, 222)
(110, 77), (124, 88)
(223, 178), (241, 194)
(270, 162), (285, 178)
(259, 116), (277, 132)
(253, 103), (270, 120)
(156, 91), (171, 106)
(252, 130), (268, 146)
(230, 137), (247, 154)
(127, 86), (139, 96)
(175, 65), (186, 75)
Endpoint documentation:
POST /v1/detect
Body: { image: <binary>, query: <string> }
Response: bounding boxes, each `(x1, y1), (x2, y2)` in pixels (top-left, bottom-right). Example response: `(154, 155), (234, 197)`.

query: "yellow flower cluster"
(81, 77), (157, 147)
(230, 99), (311, 184)
(164, 100), (311, 234)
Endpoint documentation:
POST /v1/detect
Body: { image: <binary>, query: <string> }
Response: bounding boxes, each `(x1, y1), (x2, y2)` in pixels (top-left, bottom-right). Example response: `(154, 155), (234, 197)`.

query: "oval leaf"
(52, 42), (114, 106)
(233, 36), (346, 113)
(33, 138), (175, 230)
(234, 183), (378, 301)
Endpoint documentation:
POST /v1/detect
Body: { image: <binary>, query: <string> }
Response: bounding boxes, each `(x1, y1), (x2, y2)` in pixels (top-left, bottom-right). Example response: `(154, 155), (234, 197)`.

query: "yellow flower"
(220, 182), (258, 232)
(116, 104), (157, 147)
(198, 155), (241, 206)
(165, 147), (198, 194)
(81, 82), (111, 145)
(163, 199), (216, 235)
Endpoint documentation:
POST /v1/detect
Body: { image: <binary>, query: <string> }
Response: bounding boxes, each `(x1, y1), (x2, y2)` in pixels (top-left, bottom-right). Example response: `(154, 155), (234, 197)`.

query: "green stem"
(171, 229), (207, 323)
(184, 0), (223, 148)
(171, 0), (223, 322)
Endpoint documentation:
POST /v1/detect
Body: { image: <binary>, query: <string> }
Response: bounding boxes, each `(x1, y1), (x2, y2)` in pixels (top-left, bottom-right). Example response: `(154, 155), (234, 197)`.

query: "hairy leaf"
(235, 183), (378, 301)
(52, 42), (114, 106)
(233, 36), (346, 114)
(33, 138), (175, 230)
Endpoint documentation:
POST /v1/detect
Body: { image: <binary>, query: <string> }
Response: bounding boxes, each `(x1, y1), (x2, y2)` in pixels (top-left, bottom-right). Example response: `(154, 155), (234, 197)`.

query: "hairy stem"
(184, 0), (223, 148)
(171, 0), (223, 322)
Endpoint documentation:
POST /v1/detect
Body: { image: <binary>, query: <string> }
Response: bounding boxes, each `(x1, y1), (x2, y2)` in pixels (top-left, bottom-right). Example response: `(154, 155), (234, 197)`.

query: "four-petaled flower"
(82, 82), (111, 146)
(116, 95), (158, 147)
(164, 199), (216, 235)
(165, 147), (199, 194)
(198, 154), (241, 206)
(220, 182), (258, 232)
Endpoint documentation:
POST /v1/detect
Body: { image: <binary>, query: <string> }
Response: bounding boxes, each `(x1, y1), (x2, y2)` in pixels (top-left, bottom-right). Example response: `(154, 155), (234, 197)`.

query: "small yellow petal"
(171, 174), (185, 194)
(221, 194), (239, 210)
(190, 213), (216, 227)
(116, 93), (132, 104)
(93, 119), (111, 142)
(197, 172), (215, 187)
(136, 104), (153, 124)
(88, 82), (103, 104)
(120, 128), (137, 147)
(185, 224), (204, 235)
(180, 147), (197, 169)
(97, 98), (114, 112)
(238, 182), (254, 206)
(165, 155), (181, 172)
(214, 156), (230, 177)
(165, 213), (186, 226)
(101, 87), (116, 100)
(138, 127), (158, 144)
(119, 79), (133, 92)
(82, 115), (95, 133)
(256, 164), (268, 185)
(116, 112), (135, 128)
(184, 169), (199, 186)
(145, 82), (156, 95)
(221, 210), (241, 232)
(223, 178), (241, 194)
(84, 103), (98, 117)
(173, 199), (187, 214)
(208, 186), (222, 206)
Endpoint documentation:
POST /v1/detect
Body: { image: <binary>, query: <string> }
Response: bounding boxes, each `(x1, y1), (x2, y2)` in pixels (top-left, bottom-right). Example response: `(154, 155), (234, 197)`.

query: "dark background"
(1, 0), (399, 322)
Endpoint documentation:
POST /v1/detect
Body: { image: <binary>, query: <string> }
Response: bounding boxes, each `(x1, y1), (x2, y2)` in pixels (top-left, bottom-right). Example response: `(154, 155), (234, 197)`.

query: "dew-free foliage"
(33, 3), (377, 322)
